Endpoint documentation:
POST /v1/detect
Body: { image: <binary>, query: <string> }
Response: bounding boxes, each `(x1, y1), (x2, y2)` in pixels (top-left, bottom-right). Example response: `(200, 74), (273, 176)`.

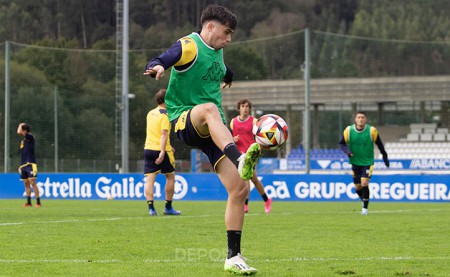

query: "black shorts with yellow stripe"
(351, 164), (373, 184)
(172, 110), (225, 171)
(19, 163), (38, 180)
(144, 150), (175, 175)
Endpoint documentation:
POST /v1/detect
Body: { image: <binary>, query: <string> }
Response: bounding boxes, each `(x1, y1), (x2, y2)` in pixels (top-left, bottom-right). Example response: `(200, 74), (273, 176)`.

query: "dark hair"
(22, 123), (31, 132)
(355, 111), (366, 116)
(155, 89), (166, 105)
(236, 99), (252, 110)
(201, 5), (237, 30)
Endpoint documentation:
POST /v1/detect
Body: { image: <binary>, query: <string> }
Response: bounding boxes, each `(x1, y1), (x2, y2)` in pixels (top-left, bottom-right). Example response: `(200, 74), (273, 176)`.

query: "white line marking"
(0, 259), (121, 263)
(1, 256), (448, 264)
(260, 256), (450, 262)
(0, 214), (218, 227)
(0, 208), (446, 227)
(0, 222), (24, 226)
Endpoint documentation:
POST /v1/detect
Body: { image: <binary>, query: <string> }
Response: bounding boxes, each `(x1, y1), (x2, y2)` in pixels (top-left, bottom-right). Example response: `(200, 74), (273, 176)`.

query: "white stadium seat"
(407, 133), (419, 141)
(433, 133), (446, 141)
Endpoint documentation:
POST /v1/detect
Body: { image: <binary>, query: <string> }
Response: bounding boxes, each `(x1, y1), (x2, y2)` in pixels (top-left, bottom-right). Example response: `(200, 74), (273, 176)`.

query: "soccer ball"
(252, 114), (288, 150)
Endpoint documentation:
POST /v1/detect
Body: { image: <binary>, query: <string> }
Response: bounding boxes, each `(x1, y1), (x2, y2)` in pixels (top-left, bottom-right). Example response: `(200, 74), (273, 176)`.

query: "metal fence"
(1, 30), (449, 172)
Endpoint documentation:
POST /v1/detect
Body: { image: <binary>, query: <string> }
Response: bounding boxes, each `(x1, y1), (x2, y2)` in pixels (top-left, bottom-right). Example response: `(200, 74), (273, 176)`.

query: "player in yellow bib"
(144, 89), (180, 216)
(144, 5), (258, 275)
(339, 111), (389, 215)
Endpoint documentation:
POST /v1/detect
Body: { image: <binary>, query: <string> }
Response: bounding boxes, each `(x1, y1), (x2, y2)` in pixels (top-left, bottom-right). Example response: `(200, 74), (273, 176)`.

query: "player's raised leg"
(190, 103), (261, 181)
(238, 143), (261, 181)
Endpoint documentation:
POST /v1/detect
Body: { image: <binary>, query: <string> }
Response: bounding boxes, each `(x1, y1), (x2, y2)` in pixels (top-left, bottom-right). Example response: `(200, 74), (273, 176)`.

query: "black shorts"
(144, 150), (175, 175)
(351, 164), (373, 185)
(172, 110), (225, 170)
(19, 164), (38, 180)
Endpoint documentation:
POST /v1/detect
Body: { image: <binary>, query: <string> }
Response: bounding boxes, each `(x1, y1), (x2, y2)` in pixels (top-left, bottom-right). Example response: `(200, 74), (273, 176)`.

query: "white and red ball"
(252, 114), (288, 150)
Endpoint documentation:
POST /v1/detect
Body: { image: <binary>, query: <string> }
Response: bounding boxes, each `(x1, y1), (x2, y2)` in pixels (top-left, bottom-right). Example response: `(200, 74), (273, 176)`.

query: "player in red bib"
(230, 99), (272, 213)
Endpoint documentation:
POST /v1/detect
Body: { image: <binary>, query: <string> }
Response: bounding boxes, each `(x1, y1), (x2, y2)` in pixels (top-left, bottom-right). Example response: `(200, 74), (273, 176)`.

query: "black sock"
(165, 200), (172, 209)
(223, 143), (242, 167)
(36, 197), (41, 205)
(361, 186), (370, 209)
(27, 196), (31, 204)
(262, 193), (268, 202)
(227, 230), (242, 259)
(244, 199), (249, 205)
(355, 188), (363, 201)
(147, 200), (154, 210)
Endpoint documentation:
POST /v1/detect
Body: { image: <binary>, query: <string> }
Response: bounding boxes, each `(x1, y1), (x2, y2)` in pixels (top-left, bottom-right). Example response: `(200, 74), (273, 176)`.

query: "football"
(252, 114), (288, 150)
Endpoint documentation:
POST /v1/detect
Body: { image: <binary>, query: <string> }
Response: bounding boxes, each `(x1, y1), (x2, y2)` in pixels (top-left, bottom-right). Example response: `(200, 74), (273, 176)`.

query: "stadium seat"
(434, 133), (446, 141)
(423, 128), (436, 134)
(420, 133), (433, 141)
(410, 127), (422, 133)
(407, 133), (419, 141)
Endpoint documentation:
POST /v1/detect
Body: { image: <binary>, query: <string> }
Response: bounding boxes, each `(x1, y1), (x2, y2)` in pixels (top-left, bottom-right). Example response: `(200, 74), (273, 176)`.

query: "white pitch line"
(1, 256), (449, 264)
(0, 214), (218, 227)
(0, 208), (446, 227)
(0, 222), (24, 226)
(259, 256), (450, 262)
(0, 259), (122, 263)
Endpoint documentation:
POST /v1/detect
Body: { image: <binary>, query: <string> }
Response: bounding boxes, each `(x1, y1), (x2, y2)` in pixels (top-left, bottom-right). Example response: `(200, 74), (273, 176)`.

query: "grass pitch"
(1, 200), (449, 276)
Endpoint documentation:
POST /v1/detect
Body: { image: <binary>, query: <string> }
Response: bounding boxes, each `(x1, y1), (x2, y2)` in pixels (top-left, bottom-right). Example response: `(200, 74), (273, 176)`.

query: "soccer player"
(17, 123), (41, 207)
(230, 99), (272, 213)
(339, 111), (389, 215)
(144, 5), (259, 275)
(144, 89), (181, 216)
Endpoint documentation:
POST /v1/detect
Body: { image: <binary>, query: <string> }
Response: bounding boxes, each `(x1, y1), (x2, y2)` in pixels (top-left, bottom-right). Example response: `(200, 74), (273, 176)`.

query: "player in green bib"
(144, 5), (258, 275)
(339, 111), (389, 215)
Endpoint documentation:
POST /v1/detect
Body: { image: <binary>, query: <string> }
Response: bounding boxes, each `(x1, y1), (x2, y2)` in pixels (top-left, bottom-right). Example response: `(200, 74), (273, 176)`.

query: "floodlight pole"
(4, 41), (10, 173)
(121, 0), (129, 172)
(304, 28), (311, 173)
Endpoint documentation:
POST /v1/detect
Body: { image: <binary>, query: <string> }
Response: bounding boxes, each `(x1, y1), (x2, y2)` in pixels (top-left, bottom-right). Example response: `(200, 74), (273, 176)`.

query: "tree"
(349, 0), (450, 76)
(225, 45), (268, 80)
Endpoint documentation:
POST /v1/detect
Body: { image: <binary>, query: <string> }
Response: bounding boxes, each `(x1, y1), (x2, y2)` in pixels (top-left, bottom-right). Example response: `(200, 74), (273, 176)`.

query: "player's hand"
(222, 81), (232, 89)
(143, 65), (165, 80)
(155, 151), (165, 165)
(383, 154), (390, 168)
(233, 135), (239, 142)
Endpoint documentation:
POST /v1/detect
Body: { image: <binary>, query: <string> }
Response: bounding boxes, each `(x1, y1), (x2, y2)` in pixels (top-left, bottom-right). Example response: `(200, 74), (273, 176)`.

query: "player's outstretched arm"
(222, 81), (232, 89)
(143, 65), (165, 80)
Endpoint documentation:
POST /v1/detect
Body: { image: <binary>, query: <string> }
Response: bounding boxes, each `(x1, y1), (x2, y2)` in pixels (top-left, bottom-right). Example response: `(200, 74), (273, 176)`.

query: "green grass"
(1, 200), (449, 276)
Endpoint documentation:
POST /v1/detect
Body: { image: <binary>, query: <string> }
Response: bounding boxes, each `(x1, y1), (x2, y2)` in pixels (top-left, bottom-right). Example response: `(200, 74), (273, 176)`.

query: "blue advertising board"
(1, 173), (449, 202)
(179, 153), (450, 173)
(266, 158), (450, 171)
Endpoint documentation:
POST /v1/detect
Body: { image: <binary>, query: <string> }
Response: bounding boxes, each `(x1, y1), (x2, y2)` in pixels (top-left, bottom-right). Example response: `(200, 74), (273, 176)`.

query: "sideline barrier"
(1, 173), (449, 202)
(258, 158), (450, 173)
